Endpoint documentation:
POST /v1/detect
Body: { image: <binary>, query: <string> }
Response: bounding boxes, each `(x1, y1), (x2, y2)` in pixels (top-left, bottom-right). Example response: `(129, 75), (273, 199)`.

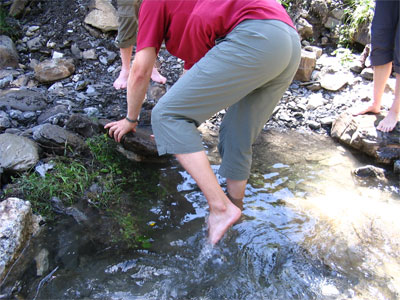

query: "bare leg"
(114, 47), (133, 90)
(353, 62), (393, 115)
(114, 46), (166, 88)
(176, 151), (241, 245)
(377, 73), (400, 132)
(226, 178), (247, 210)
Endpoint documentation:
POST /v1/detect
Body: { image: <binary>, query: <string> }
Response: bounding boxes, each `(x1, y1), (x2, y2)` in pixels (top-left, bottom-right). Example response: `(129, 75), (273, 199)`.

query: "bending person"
(353, 0), (399, 132)
(113, 0), (166, 89)
(105, 0), (301, 245)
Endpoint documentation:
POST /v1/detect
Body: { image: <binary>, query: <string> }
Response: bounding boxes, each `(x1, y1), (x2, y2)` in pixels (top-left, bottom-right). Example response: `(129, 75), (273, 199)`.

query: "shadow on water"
(8, 130), (400, 299)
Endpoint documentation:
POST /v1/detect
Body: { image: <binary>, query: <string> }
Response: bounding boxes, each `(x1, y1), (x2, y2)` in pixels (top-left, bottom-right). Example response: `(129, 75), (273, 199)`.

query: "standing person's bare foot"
(377, 110), (400, 132)
(208, 200), (241, 245)
(352, 102), (381, 116)
(151, 67), (166, 84)
(113, 69), (129, 90)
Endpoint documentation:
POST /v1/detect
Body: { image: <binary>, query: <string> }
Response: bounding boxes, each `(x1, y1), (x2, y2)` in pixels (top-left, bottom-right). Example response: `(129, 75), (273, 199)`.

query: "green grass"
(3, 134), (162, 249)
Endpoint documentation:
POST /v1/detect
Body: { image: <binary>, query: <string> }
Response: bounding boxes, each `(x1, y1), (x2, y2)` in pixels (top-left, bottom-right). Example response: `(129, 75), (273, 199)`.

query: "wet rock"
(0, 133), (39, 172)
(34, 58), (75, 83)
(331, 112), (400, 164)
(353, 165), (386, 180)
(0, 88), (49, 112)
(294, 49), (317, 82)
(120, 126), (159, 158)
(84, 0), (118, 32)
(65, 114), (103, 138)
(0, 198), (41, 283)
(32, 123), (89, 155)
(0, 35), (19, 69)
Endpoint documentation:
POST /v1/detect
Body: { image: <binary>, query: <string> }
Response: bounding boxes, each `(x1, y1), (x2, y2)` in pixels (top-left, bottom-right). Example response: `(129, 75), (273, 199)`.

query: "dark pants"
(370, 0), (400, 73)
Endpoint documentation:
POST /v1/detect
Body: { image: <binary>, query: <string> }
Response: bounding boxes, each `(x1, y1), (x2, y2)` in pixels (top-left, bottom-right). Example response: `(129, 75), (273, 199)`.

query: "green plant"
(332, 47), (355, 66)
(114, 212), (152, 249)
(6, 159), (94, 218)
(339, 0), (374, 46)
(0, 6), (18, 40)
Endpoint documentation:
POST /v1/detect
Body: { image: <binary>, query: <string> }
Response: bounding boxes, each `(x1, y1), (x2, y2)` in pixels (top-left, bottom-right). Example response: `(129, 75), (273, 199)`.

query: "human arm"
(105, 47), (157, 142)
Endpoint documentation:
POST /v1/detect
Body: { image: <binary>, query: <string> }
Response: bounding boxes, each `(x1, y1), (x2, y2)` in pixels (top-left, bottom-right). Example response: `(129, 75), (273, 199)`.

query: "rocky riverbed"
(0, 0), (399, 294)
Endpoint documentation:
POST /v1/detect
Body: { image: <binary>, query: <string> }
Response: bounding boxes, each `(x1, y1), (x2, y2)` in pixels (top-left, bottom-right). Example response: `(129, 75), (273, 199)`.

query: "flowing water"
(8, 130), (400, 299)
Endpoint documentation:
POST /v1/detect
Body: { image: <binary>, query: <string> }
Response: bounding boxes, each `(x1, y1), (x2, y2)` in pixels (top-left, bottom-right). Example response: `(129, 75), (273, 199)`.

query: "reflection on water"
(12, 130), (400, 299)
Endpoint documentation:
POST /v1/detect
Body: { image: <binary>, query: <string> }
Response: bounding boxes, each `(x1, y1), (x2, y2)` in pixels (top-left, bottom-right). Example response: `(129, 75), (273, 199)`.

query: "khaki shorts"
(151, 19), (301, 180)
(115, 0), (140, 49)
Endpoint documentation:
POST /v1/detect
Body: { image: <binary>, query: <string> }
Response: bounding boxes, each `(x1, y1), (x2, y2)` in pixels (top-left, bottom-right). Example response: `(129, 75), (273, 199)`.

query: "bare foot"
(113, 69), (129, 90)
(352, 103), (381, 116)
(208, 201), (241, 245)
(151, 67), (166, 84)
(377, 110), (400, 132)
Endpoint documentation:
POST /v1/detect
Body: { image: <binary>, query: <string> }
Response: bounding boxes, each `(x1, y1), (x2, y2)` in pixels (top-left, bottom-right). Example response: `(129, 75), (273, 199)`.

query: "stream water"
(10, 130), (400, 300)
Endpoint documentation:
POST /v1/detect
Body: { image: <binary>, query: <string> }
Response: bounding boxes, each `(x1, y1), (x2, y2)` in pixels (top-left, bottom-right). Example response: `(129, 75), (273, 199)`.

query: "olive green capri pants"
(151, 19), (301, 181)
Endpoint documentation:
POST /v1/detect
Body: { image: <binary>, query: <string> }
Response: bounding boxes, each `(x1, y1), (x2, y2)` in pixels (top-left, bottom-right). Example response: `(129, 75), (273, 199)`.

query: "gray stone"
(320, 72), (349, 91)
(26, 36), (43, 51)
(0, 133), (39, 172)
(34, 58), (75, 83)
(0, 35), (19, 69)
(82, 49), (97, 60)
(65, 114), (102, 138)
(332, 112), (400, 164)
(9, 0), (29, 17)
(37, 105), (69, 124)
(296, 18), (313, 39)
(0, 198), (41, 283)
(324, 17), (341, 29)
(84, 0), (118, 32)
(361, 68), (374, 81)
(353, 165), (386, 180)
(0, 89), (49, 112)
(32, 123), (89, 155)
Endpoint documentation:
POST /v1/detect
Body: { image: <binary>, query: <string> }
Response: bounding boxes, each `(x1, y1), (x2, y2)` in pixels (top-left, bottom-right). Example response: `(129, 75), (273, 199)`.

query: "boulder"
(331, 112), (400, 164)
(34, 58), (75, 83)
(84, 0), (118, 32)
(65, 114), (103, 138)
(0, 198), (41, 284)
(0, 88), (49, 112)
(0, 35), (19, 69)
(294, 49), (317, 82)
(32, 123), (89, 155)
(0, 133), (39, 173)
(9, 0), (29, 17)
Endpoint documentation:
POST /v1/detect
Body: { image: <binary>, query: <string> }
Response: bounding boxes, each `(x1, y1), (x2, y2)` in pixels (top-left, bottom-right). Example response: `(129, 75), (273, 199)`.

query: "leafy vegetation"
(4, 134), (161, 249)
(0, 5), (19, 40)
(339, 0), (374, 46)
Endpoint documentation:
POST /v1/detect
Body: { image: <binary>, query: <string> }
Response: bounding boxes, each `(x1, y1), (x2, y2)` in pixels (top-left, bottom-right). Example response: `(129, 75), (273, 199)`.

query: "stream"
(10, 130), (400, 300)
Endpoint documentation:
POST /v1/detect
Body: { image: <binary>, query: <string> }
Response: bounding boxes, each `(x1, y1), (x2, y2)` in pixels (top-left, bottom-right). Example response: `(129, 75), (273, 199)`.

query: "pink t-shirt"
(137, 0), (295, 69)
